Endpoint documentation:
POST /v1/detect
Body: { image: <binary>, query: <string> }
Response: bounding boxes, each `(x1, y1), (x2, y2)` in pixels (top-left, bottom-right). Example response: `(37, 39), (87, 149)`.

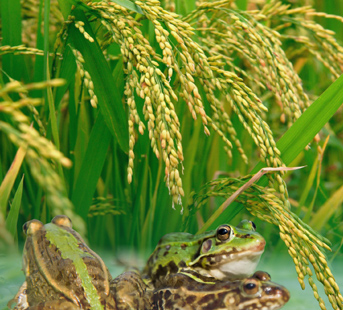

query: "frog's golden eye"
(51, 215), (73, 228)
(243, 278), (260, 295)
(216, 225), (232, 241)
(253, 271), (271, 281)
(23, 220), (43, 236)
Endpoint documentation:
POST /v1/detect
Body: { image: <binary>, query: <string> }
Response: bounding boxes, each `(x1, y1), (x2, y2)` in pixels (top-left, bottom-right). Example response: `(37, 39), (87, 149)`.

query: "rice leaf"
(68, 8), (129, 153)
(204, 74), (343, 230)
(310, 185), (343, 231)
(6, 176), (24, 239)
(55, 46), (77, 106)
(71, 112), (112, 219)
(107, 0), (143, 14)
(0, 0), (24, 81)
(0, 146), (26, 217)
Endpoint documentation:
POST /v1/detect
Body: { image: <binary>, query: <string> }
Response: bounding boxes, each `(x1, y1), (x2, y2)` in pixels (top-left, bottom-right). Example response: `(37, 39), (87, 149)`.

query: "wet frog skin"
(151, 271), (290, 310)
(10, 216), (283, 310)
(144, 220), (266, 286)
(11, 215), (117, 310)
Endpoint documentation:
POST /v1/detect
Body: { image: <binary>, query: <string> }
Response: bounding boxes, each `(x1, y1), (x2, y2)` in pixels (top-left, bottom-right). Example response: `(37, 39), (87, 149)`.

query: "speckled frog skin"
(144, 220), (266, 287)
(10, 217), (286, 310)
(151, 271), (290, 310)
(11, 216), (117, 310)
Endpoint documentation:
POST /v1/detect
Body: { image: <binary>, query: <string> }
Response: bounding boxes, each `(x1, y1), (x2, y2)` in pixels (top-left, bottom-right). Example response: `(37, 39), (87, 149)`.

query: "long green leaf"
(106, 0), (143, 14)
(57, 0), (143, 19)
(0, 146), (26, 217)
(68, 8), (129, 153)
(204, 74), (343, 230)
(71, 112), (112, 220)
(6, 176), (24, 239)
(55, 46), (77, 107)
(310, 185), (343, 231)
(0, 0), (24, 81)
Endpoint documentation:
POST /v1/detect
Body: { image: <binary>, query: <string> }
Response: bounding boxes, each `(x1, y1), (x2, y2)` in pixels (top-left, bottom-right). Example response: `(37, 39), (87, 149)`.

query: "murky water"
(1, 252), (342, 310)
(259, 254), (343, 310)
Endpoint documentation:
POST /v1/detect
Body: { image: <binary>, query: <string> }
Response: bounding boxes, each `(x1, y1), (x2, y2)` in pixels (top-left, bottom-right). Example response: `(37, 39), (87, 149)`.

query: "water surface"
(1, 252), (342, 310)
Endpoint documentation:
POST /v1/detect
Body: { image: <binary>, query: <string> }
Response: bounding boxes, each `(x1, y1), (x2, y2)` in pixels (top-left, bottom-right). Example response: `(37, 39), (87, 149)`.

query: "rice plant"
(1, 0), (343, 309)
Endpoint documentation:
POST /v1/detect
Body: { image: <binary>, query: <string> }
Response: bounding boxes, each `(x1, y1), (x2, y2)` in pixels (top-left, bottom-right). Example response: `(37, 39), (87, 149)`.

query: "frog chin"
(208, 250), (263, 280)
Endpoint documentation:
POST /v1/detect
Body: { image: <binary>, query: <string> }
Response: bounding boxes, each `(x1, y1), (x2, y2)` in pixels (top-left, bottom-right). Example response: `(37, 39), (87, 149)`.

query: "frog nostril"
(264, 286), (272, 295)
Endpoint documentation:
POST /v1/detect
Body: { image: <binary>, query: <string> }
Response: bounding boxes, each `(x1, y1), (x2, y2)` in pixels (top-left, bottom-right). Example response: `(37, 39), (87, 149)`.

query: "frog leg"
(110, 271), (152, 310)
(8, 281), (28, 310)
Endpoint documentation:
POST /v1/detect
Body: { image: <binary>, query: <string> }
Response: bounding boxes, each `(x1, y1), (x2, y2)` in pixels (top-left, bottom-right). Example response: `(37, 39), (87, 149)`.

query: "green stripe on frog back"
(45, 223), (104, 310)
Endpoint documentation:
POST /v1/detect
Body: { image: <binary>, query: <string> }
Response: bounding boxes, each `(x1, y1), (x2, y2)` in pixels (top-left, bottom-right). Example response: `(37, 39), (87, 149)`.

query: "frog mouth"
(191, 240), (266, 280)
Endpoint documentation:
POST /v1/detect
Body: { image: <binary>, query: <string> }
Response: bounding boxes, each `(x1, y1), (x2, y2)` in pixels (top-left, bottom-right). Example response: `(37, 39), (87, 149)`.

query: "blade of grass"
(130, 150), (150, 247)
(32, 0), (44, 98)
(43, 0), (50, 111)
(0, 213), (14, 248)
(310, 185), (343, 231)
(68, 8), (129, 153)
(202, 74), (343, 231)
(175, 0), (196, 15)
(183, 119), (202, 199)
(55, 46), (77, 106)
(57, 0), (143, 19)
(106, 0), (143, 14)
(71, 112), (112, 220)
(236, 0), (248, 10)
(0, 0), (24, 82)
(0, 146), (26, 217)
(43, 0), (67, 190)
(6, 176), (24, 239)
(303, 136), (330, 223)
(297, 157), (318, 215)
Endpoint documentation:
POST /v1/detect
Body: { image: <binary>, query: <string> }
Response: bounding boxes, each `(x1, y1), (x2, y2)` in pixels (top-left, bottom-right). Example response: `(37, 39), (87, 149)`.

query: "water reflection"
(1, 252), (342, 310)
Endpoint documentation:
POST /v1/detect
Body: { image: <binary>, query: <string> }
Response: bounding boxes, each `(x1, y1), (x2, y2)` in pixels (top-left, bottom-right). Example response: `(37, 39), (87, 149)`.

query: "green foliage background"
(0, 1), (343, 308)
(1, 0), (342, 255)
(0, 0), (343, 310)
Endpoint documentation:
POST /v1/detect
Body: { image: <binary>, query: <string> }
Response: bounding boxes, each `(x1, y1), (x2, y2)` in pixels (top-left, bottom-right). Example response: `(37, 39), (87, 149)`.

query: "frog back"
(24, 220), (113, 309)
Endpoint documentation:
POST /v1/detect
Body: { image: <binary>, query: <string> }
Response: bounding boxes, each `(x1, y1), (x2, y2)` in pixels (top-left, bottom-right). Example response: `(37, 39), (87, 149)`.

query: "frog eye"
(243, 278), (260, 295)
(253, 271), (271, 281)
(237, 220), (256, 231)
(51, 215), (73, 228)
(216, 225), (232, 241)
(23, 220), (43, 236)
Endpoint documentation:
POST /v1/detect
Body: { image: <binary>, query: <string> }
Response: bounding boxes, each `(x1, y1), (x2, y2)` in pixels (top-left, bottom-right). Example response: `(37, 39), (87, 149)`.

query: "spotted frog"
(9, 215), (121, 310)
(151, 271), (290, 310)
(143, 220), (266, 287)
(10, 217), (284, 310)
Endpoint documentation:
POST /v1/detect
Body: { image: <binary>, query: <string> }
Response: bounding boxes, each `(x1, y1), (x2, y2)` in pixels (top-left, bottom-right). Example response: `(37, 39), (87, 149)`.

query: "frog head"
(189, 222), (266, 280)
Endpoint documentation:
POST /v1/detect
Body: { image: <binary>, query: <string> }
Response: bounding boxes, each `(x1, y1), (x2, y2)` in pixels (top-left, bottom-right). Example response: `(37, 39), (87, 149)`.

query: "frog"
(143, 220), (266, 287)
(10, 216), (277, 310)
(9, 215), (119, 310)
(151, 270), (290, 310)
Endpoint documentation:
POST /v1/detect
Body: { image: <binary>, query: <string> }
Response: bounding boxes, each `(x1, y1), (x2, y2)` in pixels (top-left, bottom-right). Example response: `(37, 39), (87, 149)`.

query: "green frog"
(10, 216), (287, 310)
(143, 220), (266, 287)
(10, 215), (120, 310)
(151, 271), (290, 310)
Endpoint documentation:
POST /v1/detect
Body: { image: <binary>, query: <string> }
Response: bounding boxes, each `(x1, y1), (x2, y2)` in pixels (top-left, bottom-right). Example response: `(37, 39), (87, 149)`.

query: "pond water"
(1, 251), (342, 310)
